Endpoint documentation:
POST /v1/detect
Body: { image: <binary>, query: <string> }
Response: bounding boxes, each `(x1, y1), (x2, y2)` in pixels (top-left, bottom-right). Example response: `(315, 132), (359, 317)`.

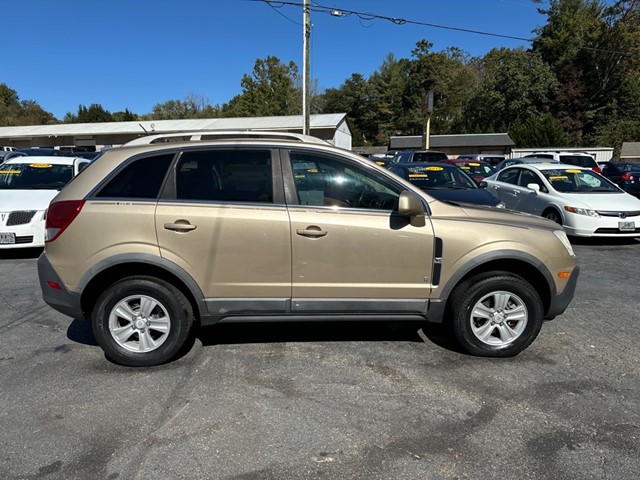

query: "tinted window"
(175, 149), (272, 203)
(96, 154), (173, 199)
(559, 155), (596, 168)
(398, 164), (476, 190)
(290, 152), (401, 210)
(497, 168), (519, 185)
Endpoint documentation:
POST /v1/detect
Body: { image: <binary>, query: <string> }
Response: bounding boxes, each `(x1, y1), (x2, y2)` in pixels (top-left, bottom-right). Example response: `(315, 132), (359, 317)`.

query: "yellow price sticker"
(565, 169), (582, 174)
(30, 163), (53, 168)
(0, 170), (21, 174)
(549, 175), (569, 180)
(409, 173), (429, 178)
(469, 162), (481, 166)
(426, 166), (443, 171)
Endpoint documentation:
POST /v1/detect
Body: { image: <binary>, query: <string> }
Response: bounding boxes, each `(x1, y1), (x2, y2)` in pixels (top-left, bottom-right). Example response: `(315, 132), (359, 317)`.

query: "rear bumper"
(37, 253), (84, 319)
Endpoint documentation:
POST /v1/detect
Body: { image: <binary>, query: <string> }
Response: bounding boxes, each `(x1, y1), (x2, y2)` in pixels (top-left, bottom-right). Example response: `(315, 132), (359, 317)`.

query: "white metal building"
(0, 113), (352, 151)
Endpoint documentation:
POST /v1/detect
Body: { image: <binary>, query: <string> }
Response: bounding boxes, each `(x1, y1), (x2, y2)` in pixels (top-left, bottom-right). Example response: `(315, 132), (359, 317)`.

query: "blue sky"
(4, 0), (552, 119)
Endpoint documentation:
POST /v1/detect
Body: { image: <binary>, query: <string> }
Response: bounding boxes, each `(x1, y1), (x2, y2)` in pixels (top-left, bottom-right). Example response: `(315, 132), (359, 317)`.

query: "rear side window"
(560, 155), (596, 168)
(175, 149), (273, 203)
(497, 168), (519, 185)
(96, 154), (174, 199)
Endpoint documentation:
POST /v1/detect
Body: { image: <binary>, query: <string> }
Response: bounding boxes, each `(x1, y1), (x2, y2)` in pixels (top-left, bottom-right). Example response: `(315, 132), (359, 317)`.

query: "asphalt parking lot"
(0, 240), (639, 480)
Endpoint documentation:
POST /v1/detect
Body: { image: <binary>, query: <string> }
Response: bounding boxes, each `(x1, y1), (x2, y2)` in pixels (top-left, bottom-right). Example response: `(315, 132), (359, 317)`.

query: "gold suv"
(38, 132), (579, 367)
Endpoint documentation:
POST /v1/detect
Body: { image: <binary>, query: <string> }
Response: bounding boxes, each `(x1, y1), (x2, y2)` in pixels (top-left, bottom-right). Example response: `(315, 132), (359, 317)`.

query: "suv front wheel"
(449, 272), (544, 357)
(92, 276), (194, 367)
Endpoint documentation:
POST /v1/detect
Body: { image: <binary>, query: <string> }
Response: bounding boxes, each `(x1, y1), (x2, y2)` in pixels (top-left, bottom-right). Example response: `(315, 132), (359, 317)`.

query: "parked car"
(1, 146), (17, 152)
(0, 151), (27, 162)
(599, 162), (640, 198)
(495, 157), (561, 171)
(17, 148), (68, 157)
(37, 131), (578, 366)
(440, 159), (496, 184)
(523, 152), (601, 173)
(0, 156), (91, 249)
(392, 150), (448, 164)
(484, 163), (640, 237)
(388, 162), (504, 208)
(457, 153), (505, 167)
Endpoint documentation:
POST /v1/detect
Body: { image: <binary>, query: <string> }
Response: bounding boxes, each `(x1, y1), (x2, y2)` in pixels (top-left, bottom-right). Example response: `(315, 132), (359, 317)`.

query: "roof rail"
(123, 130), (330, 146)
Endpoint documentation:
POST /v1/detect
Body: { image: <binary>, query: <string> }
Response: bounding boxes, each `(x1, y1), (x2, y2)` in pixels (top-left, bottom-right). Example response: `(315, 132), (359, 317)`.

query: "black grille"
(7, 211), (36, 226)
(596, 210), (640, 218)
(15, 235), (34, 244)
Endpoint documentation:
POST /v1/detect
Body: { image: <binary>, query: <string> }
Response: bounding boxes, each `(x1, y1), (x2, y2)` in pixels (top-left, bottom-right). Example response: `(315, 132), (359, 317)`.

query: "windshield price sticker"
(426, 166), (444, 171)
(549, 175), (569, 180)
(0, 170), (21, 174)
(565, 169), (582, 174)
(409, 173), (429, 178)
(30, 163), (53, 168)
(469, 163), (481, 166)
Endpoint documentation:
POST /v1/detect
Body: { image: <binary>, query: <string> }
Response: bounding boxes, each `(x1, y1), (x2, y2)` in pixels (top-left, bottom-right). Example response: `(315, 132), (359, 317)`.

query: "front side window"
(290, 152), (401, 210)
(175, 149), (273, 203)
(96, 154), (174, 199)
(496, 168), (519, 185)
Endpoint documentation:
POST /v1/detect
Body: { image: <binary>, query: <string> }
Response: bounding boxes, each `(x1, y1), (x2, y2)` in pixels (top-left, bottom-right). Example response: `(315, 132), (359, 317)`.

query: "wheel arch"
(436, 251), (555, 319)
(78, 254), (208, 324)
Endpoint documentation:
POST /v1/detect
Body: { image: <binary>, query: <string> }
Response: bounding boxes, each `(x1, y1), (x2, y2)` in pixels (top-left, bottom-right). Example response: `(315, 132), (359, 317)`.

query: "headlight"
(564, 206), (600, 218)
(553, 230), (575, 257)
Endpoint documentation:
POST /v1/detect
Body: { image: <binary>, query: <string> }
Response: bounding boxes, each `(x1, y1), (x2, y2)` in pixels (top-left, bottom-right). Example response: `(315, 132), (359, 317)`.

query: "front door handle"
(296, 226), (327, 238)
(164, 221), (197, 232)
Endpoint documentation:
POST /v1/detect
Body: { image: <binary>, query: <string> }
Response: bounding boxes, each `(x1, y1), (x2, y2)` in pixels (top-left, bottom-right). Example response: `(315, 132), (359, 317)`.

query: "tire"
(92, 276), (194, 367)
(543, 209), (562, 225)
(449, 272), (544, 357)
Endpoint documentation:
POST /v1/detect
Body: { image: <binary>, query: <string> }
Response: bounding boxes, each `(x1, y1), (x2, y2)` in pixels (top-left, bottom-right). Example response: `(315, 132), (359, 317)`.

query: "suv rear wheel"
(92, 276), (193, 367)
(449, 272), (543, 357)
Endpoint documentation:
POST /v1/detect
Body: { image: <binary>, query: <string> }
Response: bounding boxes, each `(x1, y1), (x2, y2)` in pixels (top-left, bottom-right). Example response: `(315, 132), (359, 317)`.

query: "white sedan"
(484, 163), (640, 237)
(0, 156), (91, 248)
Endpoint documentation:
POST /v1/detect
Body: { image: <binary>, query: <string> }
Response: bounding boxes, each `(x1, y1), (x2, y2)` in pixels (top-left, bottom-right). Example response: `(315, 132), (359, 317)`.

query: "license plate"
(619, 221), (635, 231)
(0, 232), (16, 244)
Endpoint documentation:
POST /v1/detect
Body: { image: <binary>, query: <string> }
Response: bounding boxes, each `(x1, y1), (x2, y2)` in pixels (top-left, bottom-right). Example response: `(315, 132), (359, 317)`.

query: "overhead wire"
(251, 0), (636, 56)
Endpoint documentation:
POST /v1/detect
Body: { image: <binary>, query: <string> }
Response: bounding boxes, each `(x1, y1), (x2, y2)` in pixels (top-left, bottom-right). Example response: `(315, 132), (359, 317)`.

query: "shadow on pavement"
(67, 318), (98, 346)
(0, 247), (43, 260)
(570, 236), (639, 246)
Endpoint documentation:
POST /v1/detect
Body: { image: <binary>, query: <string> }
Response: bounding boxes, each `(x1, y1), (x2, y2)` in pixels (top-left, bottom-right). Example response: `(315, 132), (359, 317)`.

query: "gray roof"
(390, 133), (515, 149)
(0, 114), (347, 139)
(621, 142), (640, 157)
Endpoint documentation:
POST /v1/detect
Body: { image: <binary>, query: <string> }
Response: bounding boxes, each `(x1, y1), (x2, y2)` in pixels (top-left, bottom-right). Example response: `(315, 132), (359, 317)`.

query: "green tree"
(510, 113), (569, 147)
(461, 48), (559, 134)
(222, 56), (300, 117)
(65, 104), (113, 123)
(145, 94), (222, 120)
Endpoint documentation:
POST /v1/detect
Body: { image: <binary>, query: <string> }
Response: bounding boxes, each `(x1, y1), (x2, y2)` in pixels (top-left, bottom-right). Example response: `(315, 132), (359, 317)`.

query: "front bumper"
(544, 265), (580, 319)
(37, 253), (84, 319)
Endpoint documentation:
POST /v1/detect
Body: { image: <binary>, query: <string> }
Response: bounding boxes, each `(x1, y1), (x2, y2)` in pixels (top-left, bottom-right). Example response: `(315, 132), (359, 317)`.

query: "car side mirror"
(527, 183), (540, 193)
(398, 191), (426, 226)
(479, 181), (488, 188)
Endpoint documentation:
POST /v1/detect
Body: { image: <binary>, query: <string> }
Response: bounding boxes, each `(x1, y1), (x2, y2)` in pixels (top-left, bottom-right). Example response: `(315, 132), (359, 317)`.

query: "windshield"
(0, 162), (73, 189)
(458, 162), (494, 177)
(542, 168), (619, 193)
(404, 165), (477, 190)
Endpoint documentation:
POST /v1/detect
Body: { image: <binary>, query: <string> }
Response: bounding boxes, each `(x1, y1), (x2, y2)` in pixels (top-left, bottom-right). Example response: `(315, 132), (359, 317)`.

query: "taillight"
(593, 167), (602, 174)
(45, 200), (85, 242)
(621, 173), (634, 182)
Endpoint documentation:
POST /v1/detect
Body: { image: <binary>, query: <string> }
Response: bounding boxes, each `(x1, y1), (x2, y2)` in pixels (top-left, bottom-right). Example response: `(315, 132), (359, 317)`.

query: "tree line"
(1, 0), (639, 153)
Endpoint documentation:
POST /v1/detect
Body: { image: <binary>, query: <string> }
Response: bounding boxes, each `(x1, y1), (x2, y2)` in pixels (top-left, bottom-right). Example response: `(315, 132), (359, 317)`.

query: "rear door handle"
(164, 222), (197, 232)
(296, 227), (327, 238)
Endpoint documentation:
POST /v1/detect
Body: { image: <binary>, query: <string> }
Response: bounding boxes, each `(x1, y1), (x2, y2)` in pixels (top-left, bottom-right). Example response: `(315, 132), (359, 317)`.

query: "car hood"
(559, 191), (640, 210)
(425, 188), (500, 207)
(0, 189), (59, 212)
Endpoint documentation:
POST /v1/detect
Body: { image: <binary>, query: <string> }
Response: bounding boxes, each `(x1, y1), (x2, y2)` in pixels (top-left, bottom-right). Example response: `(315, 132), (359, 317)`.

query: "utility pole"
(422, 90), (434, 150)
(302, 0), (311, 135)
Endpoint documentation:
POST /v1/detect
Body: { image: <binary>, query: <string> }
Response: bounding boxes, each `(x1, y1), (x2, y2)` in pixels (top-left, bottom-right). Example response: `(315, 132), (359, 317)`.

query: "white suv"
(523, 152), (600, 173)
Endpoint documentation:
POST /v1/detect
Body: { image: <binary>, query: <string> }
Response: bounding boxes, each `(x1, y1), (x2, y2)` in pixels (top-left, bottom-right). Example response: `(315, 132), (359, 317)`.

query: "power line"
(252, 0), (532, 42)
(251, 0), (636, 56)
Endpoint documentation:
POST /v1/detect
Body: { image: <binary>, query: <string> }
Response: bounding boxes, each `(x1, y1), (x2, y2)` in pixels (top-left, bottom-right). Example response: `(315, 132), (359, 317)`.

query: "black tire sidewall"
(450, 273), (543, 357)
(92, 277), (193, 367)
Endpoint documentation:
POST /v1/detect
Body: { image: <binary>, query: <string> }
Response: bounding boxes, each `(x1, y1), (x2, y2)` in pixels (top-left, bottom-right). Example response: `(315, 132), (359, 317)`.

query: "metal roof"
(390, 133), (515, 149)
(621, 142), (640, 158)
(0, 113), (348, 139)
